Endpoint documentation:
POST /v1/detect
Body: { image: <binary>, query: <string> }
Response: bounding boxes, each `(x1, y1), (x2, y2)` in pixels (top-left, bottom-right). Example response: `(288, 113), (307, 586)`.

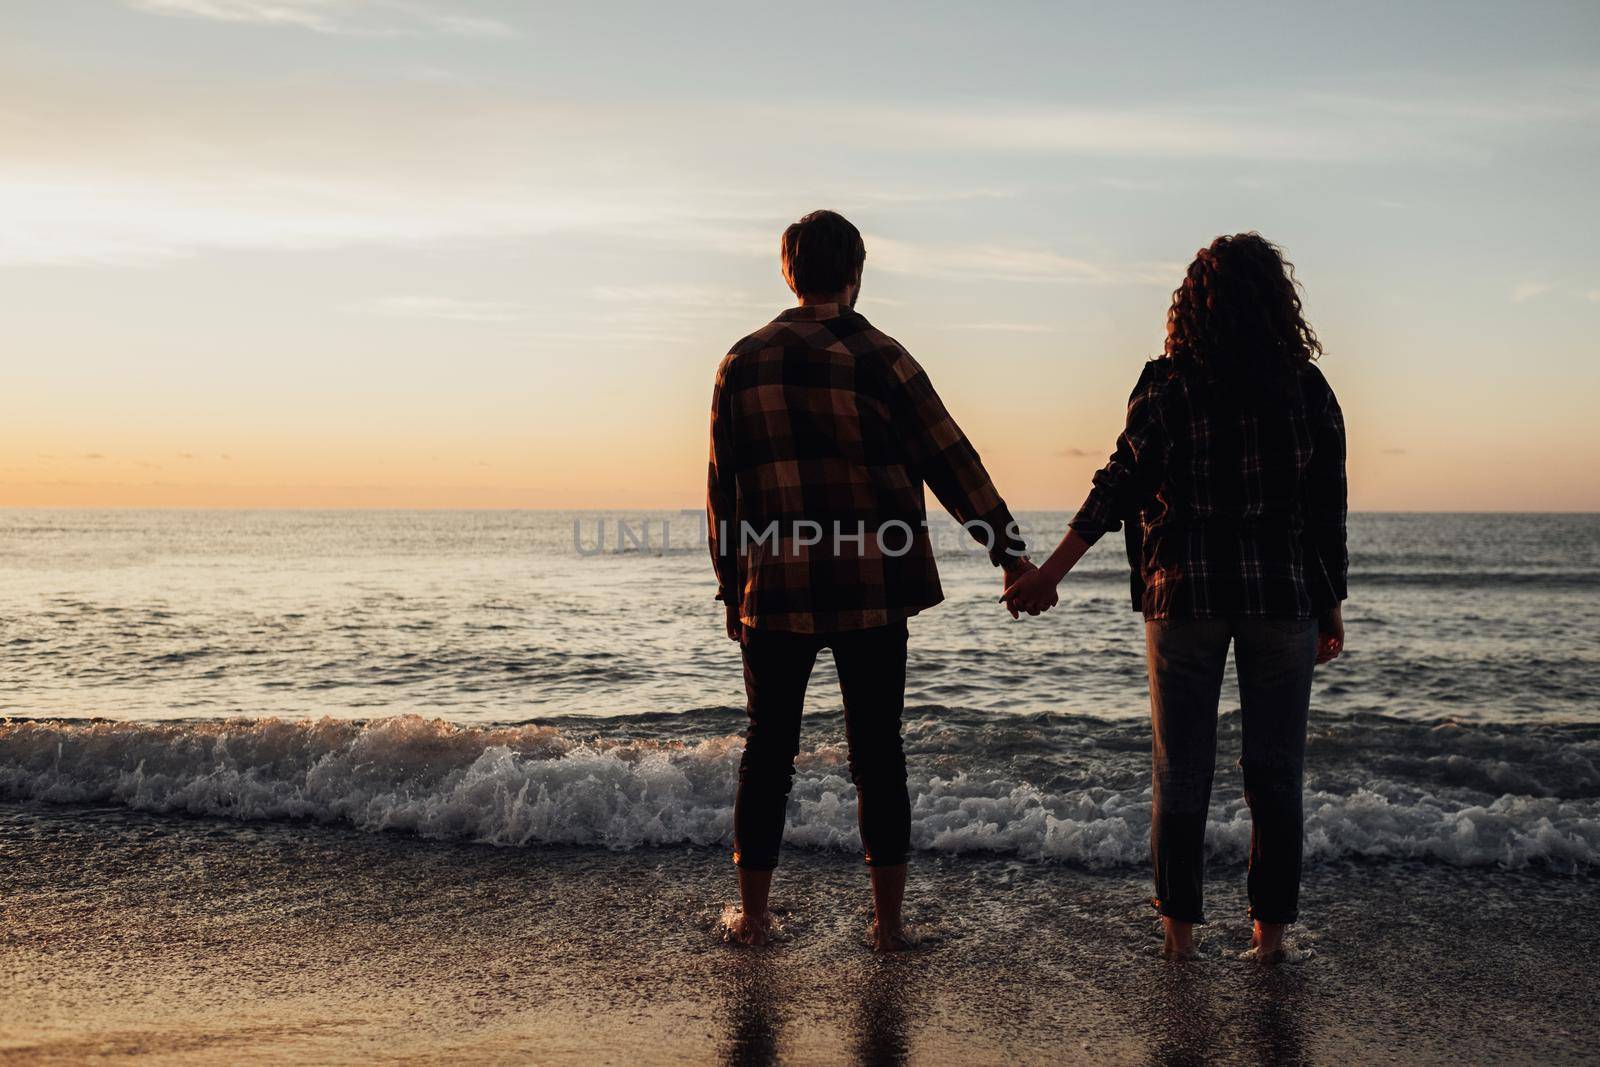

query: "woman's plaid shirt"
(1070, 359), (1348, 620)
(708, 304), (1026, 633)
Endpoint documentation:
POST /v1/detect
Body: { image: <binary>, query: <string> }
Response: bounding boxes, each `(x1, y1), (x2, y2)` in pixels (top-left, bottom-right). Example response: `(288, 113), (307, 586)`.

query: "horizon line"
(2, 505), (1597, 517)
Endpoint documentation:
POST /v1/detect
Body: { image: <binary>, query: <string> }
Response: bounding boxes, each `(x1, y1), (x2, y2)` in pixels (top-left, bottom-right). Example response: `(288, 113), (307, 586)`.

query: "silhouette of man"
(707, 209), (1041, 950)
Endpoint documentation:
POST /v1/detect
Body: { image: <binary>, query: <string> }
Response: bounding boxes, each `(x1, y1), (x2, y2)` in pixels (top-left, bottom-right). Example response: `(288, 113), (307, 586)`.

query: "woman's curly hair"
(1164, 233), (1322, 386)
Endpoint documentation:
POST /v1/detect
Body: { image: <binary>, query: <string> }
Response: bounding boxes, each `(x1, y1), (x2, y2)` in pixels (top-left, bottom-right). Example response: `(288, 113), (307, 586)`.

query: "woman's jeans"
(734, 621), (910, 871)
(1146, 616), (1318, 924)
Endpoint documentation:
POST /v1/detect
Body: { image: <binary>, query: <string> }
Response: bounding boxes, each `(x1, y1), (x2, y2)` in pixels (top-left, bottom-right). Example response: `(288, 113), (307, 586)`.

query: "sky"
(2, 0), (1598, 511)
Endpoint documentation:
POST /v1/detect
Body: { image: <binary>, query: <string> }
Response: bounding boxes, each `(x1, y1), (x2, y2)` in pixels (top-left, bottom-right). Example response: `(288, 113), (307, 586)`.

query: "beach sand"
(2, 802), (1595, 1066)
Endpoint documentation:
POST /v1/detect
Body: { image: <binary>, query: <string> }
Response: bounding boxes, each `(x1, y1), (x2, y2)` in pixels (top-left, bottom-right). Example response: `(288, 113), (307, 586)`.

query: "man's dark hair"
(780, 210), (865, 298)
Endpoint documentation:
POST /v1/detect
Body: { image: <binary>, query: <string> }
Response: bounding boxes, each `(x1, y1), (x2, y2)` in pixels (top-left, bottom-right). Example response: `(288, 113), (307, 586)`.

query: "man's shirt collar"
(775, 303), (851, 323)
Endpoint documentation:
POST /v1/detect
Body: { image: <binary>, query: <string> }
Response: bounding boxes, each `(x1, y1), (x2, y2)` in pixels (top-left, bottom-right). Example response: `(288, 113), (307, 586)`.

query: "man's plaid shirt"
(708, 303), (1026, 633)
(1070, 359), (1348, 620)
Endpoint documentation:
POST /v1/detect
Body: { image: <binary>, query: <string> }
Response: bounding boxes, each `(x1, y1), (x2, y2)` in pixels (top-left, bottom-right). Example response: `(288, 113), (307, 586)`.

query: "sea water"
(1, 510), (1597, 872)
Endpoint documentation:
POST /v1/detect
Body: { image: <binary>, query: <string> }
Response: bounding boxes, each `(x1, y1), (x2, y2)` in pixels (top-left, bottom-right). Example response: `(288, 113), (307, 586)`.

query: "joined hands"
(999, 529), (1092, 620)
(1000, 559), (1060, 618)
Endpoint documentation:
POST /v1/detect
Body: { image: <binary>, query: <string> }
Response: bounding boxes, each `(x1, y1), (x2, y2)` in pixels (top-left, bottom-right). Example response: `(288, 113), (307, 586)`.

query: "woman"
(1004, 233), (1347, 962)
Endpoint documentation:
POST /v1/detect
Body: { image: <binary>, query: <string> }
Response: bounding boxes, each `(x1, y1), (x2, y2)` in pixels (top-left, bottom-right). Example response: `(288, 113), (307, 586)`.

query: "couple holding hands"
(707, 210), (1346, 961)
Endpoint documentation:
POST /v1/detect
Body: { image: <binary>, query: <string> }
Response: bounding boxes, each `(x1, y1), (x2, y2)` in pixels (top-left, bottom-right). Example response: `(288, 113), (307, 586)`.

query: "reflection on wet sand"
(720, 956), (784, 1067)
(1141, 956), (1309, 1067)
(852, 959), (913, 1067)
(1242, 967), (1309, 1067)
(6, 812), (1594, 1065)
(1145, 964), (1221, 1067)
(719, 951), (916, 1067)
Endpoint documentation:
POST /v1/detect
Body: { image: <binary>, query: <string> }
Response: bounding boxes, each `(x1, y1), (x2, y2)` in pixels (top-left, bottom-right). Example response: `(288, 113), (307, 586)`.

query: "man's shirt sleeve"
(884, 347), (1026, 568)
(706, 356), (739, 603)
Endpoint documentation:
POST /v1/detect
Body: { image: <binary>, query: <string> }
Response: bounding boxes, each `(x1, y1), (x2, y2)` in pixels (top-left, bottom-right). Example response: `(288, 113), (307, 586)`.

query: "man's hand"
(1000, 559), (1058, 618)
(725, 602), (744, 643)
(1316, 605), (1344, 664)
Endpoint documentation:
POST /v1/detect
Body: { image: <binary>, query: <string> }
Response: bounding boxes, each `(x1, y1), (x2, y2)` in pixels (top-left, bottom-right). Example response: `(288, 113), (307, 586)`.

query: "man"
(707, 209), (1046, 951)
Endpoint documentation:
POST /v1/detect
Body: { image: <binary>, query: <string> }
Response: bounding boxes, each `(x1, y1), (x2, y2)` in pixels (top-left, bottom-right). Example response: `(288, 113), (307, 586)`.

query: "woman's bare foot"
(1251, 921), (1287, 964)
(725, 909), (773, 947)
(868, 920), (913, 953)
(1162, 917), (1198, 961)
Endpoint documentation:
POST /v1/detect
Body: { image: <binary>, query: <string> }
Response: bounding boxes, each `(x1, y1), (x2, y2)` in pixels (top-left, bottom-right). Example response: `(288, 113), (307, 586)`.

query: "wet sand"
(2, 802), (1595, 1065)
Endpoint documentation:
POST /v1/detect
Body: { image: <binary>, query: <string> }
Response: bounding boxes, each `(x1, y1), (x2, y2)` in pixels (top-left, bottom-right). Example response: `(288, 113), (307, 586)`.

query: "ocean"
(3, 509), (1599, 1062)
(2, 509), (1596, 870)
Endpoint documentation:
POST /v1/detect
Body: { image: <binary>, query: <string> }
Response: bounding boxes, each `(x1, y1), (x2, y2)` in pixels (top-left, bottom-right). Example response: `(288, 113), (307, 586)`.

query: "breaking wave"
(1, 711), (1596, 871)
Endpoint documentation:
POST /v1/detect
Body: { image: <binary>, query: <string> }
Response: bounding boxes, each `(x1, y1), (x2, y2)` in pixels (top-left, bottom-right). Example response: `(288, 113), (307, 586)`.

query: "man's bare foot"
(868, 920), (913, 953)
(725, 909), (773, 947)
(728, 867), (775, 946)
(1251, 920), (1287, 964)
(1162, 917), (1198, 961)
(867, 864), (908, 953)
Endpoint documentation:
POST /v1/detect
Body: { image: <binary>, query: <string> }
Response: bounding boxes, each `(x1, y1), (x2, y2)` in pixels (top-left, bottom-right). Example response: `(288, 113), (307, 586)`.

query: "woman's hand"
(1316, 605), (1344, 664)
(1000, 565), (1060, 617)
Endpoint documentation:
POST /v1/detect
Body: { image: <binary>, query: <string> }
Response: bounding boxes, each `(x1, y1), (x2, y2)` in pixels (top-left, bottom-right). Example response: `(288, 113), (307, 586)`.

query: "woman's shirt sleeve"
(1069, 361), (1170, 546)
(1303, 375), (1349, 610)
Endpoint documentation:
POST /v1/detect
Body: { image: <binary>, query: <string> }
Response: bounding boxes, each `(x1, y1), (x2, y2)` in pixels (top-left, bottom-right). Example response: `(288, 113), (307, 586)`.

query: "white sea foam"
(1, 715), (1595, 871)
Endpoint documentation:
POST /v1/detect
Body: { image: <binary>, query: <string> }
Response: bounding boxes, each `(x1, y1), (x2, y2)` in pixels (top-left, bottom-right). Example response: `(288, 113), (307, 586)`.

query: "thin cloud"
(1096, 176), (1168, 192)
(405, 66), (467, 85)
(127, 0), (336, 32)
(585, 285), (771, 309)
(0, 172), (773, 267)
(837, 104), (1354, 162)
(1511, 282), (1553, 303)
(7, 64), (1584, 276)
(124, 0), (516, 38)
(1382, 447), (1409, 455)
(839, 187), (1018, 206)
(948, 322), (1059, 334)
(1588, 290), (1600, 303)
(0, 171), (1158, 288)
(538, 327), (702, 347)
(769, 76), (1600, 166)
(871, 236), (1114, 284)
(1299, 82), (1600, 126)
(7, 66), (1586, 283)
(578, 286), (785, 339)
(867, 236), (1179, 287)
(347, 296), (525, 323)
(1057, 447), (1099, 458)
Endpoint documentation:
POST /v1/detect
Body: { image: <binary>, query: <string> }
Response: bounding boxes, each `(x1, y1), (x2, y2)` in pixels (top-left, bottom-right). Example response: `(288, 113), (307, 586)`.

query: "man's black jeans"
(1146, 616), (1318, 925)
(734, 620), (910, 870)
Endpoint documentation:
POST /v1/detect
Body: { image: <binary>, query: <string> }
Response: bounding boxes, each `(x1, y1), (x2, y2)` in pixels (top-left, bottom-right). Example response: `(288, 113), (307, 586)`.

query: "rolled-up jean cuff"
(864, 853), (908, 868)
(733, 853), (778, 871)
(1249, 908), (1297, 924)
(1153, 899), (1206, 924)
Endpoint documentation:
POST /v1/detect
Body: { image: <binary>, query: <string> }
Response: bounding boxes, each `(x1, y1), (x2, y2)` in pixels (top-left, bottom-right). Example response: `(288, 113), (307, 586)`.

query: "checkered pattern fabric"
(708, 303), (1026, 633)
(1070, 359), (1348, 620)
